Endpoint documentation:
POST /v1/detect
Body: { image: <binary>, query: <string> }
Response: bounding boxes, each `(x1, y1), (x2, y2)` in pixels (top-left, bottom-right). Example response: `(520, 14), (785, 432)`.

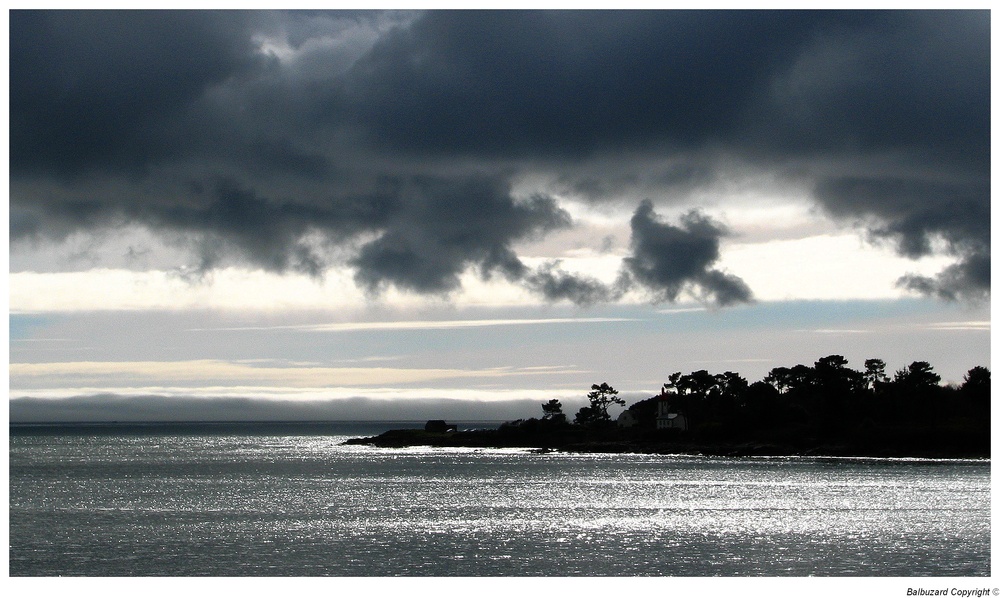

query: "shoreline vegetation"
(345, 356), (991, 459)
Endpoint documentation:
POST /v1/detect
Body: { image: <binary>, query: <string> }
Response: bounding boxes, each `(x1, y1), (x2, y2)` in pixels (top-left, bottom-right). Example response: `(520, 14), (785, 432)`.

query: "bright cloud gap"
(9, 231), (958, 314)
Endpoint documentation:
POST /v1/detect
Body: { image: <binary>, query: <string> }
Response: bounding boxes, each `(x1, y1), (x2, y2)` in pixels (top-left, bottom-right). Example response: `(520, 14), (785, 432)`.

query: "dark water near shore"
(9, 422), (991, 576)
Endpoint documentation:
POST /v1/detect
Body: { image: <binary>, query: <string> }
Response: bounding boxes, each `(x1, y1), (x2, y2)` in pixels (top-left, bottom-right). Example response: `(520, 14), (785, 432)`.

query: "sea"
(8, 421), (991, 577)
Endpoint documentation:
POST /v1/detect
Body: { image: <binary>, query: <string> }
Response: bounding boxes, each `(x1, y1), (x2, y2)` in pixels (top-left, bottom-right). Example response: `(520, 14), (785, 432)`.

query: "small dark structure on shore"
(425, 420), (458, 433)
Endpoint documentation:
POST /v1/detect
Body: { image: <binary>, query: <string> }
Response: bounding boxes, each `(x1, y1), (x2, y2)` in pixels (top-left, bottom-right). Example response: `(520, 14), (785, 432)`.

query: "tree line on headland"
(348, 356), (990, 458)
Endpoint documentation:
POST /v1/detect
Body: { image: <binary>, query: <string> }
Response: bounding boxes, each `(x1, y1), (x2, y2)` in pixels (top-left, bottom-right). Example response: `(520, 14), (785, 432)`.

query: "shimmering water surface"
(9, 422), (990, 576)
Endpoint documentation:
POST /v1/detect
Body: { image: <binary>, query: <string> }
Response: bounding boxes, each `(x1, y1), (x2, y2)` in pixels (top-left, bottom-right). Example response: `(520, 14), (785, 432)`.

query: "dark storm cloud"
(622, 200), (753, 306)
(338, 11), (856, 158)
(9, 10), (990, 302)
(14, 171), (571, 291)
(338, 11), (986, 167)
(349, 177), (570, 294)
(10, 10), (265, 178)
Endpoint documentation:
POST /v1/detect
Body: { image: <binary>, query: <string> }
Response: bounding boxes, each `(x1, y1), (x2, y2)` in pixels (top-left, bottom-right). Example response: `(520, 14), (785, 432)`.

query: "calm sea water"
(9, 422), (991, 576)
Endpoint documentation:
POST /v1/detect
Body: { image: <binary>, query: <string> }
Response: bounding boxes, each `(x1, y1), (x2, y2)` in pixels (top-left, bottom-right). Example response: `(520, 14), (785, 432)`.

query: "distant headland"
(345, 356), (991, 459)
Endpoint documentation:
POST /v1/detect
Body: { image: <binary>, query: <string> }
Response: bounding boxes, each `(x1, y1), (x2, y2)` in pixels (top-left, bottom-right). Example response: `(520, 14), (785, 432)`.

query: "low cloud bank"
(9, 394), (625, 423)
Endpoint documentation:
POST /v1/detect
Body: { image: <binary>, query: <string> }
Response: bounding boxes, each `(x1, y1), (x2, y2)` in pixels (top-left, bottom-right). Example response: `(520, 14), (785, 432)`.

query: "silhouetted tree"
(701, 371), (745, 426)
(585, 382), (625, 420)
(766, 364), (814, 395)
(541, 399), (567, 423)
(743, 380), (781, 427)
(574, 405), (599, 426)
(893, 361), (941, 388)
(816, 354), (849, 369)
(961, 366), (990, 393)
(960, 366), (990, 416)
(662, 372), (683, 394)
(716, 371), (749, 406)
(764, 367), (794, 393)
(787, 364), (814, 390)
(684, 370), (718, 396)
(863, 358), (888, 390)
(813, 356), (864, 393)
(883, 361), (944, 419)
(808, 355), (863, 433)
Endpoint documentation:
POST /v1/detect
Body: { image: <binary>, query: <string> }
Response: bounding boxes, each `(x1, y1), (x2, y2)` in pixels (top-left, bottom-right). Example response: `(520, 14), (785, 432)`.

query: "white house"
(656, 397), (688, 431)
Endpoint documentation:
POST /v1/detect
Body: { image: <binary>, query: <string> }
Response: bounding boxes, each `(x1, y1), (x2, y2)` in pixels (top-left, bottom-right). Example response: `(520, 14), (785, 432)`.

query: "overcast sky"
(9, 9), (991, 422)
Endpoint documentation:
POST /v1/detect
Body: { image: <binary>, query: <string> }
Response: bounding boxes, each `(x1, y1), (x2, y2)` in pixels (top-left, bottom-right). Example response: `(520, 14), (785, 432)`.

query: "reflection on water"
(9, 426), (990, 576)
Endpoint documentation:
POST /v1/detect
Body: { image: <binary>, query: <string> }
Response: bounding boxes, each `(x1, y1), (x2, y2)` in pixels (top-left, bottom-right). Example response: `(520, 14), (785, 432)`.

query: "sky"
(7, 9), (992, 422)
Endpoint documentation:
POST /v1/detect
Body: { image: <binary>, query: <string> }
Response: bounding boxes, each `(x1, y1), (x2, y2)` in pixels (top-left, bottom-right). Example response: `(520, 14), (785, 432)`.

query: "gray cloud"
(14, 172), (571, 293)
(349, 177), (570, 294)
(622, 200), (753, 306)
(897, 254), (990, 304)
(518, 200), (756, 307)
(336, 11), (856, 159)
(524, 261), (623, 306)
(10, 10), (265, 179)
(9, 10), (990, 303)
